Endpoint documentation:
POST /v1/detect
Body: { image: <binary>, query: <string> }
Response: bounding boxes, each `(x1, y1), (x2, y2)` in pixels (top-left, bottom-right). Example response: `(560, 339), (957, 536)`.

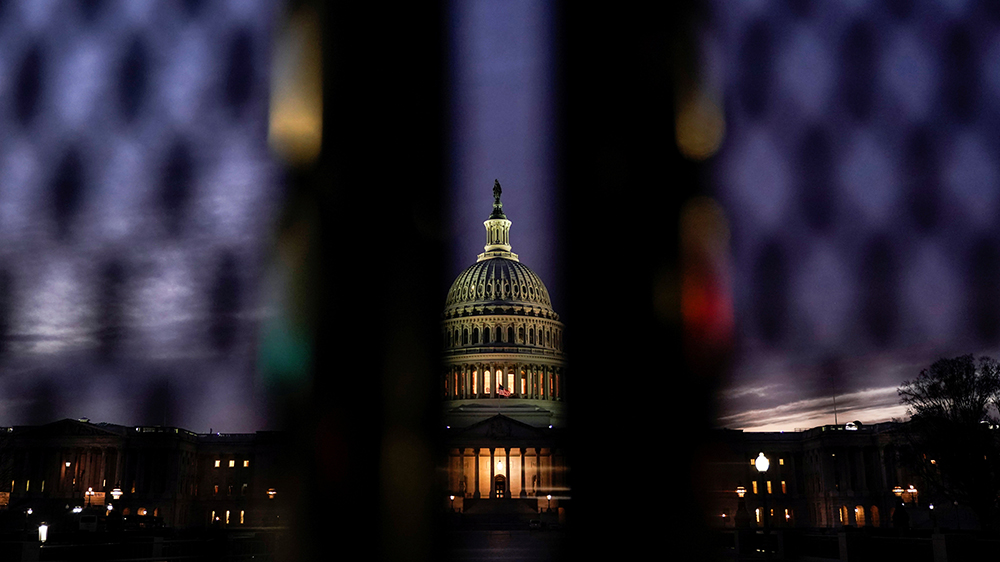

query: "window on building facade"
(215, 460), (220, 468)
(240, 510), (245, 524)
(781, 481), (786, 494)
(779, 458), (784, 466)
(244, 460), (250, 467)
(229, 460), (235, 468)
(138, 508), (147, 516)
(214, 484), (219, 495)
(485, 371), (491, 394)
(855, 506), (865, 527)
(242, 483), (248, 495)
(766, 481), (772, 494)
(226, 510), (230, 524)
(752, 481), (758, 494)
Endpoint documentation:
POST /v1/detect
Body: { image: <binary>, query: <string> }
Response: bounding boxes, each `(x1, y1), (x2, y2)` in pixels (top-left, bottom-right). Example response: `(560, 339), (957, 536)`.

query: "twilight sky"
(704, 1), (1000, 431)
(447, 0), (560, 312)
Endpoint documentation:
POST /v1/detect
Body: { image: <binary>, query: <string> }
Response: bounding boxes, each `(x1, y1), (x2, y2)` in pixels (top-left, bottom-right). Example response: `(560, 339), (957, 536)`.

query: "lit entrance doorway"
(494, 475), (507, 499)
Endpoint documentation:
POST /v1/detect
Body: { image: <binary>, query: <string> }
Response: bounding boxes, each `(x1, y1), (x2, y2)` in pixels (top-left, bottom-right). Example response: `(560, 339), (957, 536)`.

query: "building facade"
(703, 421), (945, 530)
(0, 418), (288, 530)
(440, 183), (568, 518)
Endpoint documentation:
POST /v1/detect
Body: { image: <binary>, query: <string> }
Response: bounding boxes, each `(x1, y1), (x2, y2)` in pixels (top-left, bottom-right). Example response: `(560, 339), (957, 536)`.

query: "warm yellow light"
(736, 486), (746, 498)
(229, 460), (235, 468)
(675, 89), (725, 161)
(497, 460), (504, 472)
(269, 7), (323, 166)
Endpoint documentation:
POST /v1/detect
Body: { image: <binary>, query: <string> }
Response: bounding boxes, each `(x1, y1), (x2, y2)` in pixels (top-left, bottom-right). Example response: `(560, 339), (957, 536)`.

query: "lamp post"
(450, 495), (455, 512)
(735, 485), (750, 528)
(546, 494), (552, 513)
(755, 452), (771, 560)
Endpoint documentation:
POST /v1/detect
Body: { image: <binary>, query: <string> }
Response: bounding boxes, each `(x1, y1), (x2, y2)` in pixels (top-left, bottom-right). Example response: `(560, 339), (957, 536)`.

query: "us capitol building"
(439, 182), (567, 520)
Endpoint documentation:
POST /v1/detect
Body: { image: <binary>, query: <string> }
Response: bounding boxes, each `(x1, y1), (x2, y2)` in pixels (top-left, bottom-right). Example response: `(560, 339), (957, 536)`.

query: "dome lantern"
(478, 179), (519, 262)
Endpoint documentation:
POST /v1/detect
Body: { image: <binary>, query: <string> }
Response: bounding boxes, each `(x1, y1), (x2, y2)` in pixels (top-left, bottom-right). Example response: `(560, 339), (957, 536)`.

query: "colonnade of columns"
(449, 446), (557, 500)
(442, 362), (563, 400)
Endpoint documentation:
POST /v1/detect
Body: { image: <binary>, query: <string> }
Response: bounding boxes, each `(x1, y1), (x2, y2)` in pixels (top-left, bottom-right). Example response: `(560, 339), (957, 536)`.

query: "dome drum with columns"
(441, 182), (567, 429)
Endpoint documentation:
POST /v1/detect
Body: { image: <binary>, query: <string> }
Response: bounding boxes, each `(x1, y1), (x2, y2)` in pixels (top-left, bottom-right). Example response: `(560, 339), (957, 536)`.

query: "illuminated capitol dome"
(441, 181), (567, 515)
(441, 180), (566, 428)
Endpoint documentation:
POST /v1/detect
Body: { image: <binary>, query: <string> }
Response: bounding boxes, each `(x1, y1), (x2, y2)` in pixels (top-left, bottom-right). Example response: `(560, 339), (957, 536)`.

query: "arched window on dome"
(518, 327), (525, 343)
(463, 329), (469, 345)
(473, 328), (480, 344)
(507, 326), (514, 343)
(529, 328), (535, 345)
(546, 329), (551, 347)
(484, 327), (491, 343)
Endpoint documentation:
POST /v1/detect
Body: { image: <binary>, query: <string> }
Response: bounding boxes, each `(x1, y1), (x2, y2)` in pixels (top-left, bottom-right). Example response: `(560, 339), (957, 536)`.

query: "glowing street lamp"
(755, 452), (770, 474)
(450, 495), (455, 512)
(546, 494), (552, 512)
(111, 487), (123, 501)
(755, 453), (771, 558)
(736, 486), (747, 498)
(85, 487), (95, 507)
